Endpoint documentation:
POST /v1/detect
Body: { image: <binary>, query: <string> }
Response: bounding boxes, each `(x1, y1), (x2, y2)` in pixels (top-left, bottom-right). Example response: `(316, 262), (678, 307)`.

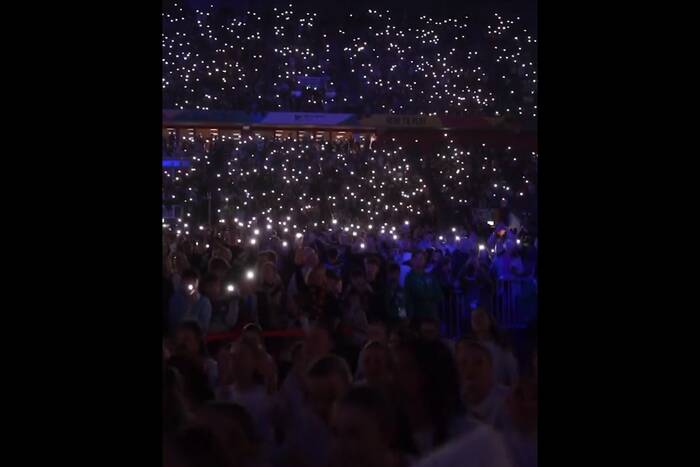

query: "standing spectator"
(330, 386), (414, 467)
(404, 251), (445, 326)
(169, 269), (213, 335)
(216, 340), (275, 447)
(258, 261), (285, 330)
(393, 339), (473, 456)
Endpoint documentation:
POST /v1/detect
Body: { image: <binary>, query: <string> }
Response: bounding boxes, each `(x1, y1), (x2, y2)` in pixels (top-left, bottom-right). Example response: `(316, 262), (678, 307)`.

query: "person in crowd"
(276, 323), (335, 435)
(240, 323), (278, 394)
(487, 224), (511, 256)
(167, 330), (216, 408)
(171, 321), (219, 391)
(163, 364), (191, 435)
(196, 402), (262, 467)
(227, 275), (259, 330)
(278, 354), (352, 467)
(469, 307), (519, 387)
(364, 255), (387, 322)
(413, 422), (514, 467)
(354, 340), (393, 393)
(216, 339), (275, 446)
(491, 240), (524, 280)
(500, 377), (538, 467)
(202, 273), (232, 334)
(324, 269), (343, 300)
(397, 251), (413, 287)
(455, 339), (510, 426)
(340, 290), (369, 348)
(384, 262), (407, 324)
(329, 386), (414, 467)
(257, 261), (285, 330)
(392, 338), (474, 456)
(404, 251), (445, 326)
(324, 247), (344, 277)
(169, 269), (213, 335)
(287, 246), (320, 302)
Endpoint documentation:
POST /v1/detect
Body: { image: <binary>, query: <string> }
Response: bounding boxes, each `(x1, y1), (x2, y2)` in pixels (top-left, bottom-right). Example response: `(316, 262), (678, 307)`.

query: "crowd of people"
(163, 133), (537, 231)
(163, 171), (538, 466)
(163, 237), (537, 467)
(162, 3), (537, 121)
(163, 3), (537, 467)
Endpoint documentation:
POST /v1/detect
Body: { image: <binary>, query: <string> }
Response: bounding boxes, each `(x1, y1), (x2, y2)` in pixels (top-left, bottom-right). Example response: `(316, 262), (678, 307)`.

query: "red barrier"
(206, 328), (306, 343)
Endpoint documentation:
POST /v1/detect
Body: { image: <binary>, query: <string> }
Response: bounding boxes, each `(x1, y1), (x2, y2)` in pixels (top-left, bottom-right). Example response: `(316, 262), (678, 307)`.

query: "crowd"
(162, 3), (537, 121)
(163, 233), (538, 466)
(163, 133), (537, 232)
(163, 3), (537, 467)
(162, 140), (538, 465)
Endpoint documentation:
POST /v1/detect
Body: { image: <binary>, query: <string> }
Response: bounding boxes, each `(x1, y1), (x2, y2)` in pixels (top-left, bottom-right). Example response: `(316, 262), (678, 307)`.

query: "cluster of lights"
(163, 133), (537, 247)
(162, 3), (537, 118)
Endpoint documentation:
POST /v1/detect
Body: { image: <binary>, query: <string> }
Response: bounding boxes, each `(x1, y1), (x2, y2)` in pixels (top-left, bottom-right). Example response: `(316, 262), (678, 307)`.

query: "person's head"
(241, 323), (264, 349)
(181, 269), (200, 296)
(362, 341), (391, 387)
(455, 340), (494, 406)
(306, 354), (353, 423)
(418, 317), (441, 341)
(471, 307), (495, 336)
(410, 250), (427, 271)
(364, 256), (381, 280)
(304, 323), (333, 362)
(387, 263), (401, 284)
(393, 339), (461, 444)
(201, 273), (222, 300)
(330, 387), (398, 467)
(174, 322), (207, 359)
(260, 261), (279, 285)
(258, 249), (277, 266)
(230, 339), (260, 383)
(367, 320), (388, 344)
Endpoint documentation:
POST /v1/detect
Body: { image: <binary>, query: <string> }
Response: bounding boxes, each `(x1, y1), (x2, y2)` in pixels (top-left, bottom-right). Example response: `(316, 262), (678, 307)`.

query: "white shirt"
(415, 424), (514, 467)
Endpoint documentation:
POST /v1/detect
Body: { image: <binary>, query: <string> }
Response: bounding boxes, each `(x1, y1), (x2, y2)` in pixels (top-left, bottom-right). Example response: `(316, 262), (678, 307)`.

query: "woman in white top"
(455, 339), (510, 427)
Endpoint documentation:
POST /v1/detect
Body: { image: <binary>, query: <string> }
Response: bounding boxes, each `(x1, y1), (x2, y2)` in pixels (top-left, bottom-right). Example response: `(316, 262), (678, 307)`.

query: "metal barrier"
(441, 278), (538, 338)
